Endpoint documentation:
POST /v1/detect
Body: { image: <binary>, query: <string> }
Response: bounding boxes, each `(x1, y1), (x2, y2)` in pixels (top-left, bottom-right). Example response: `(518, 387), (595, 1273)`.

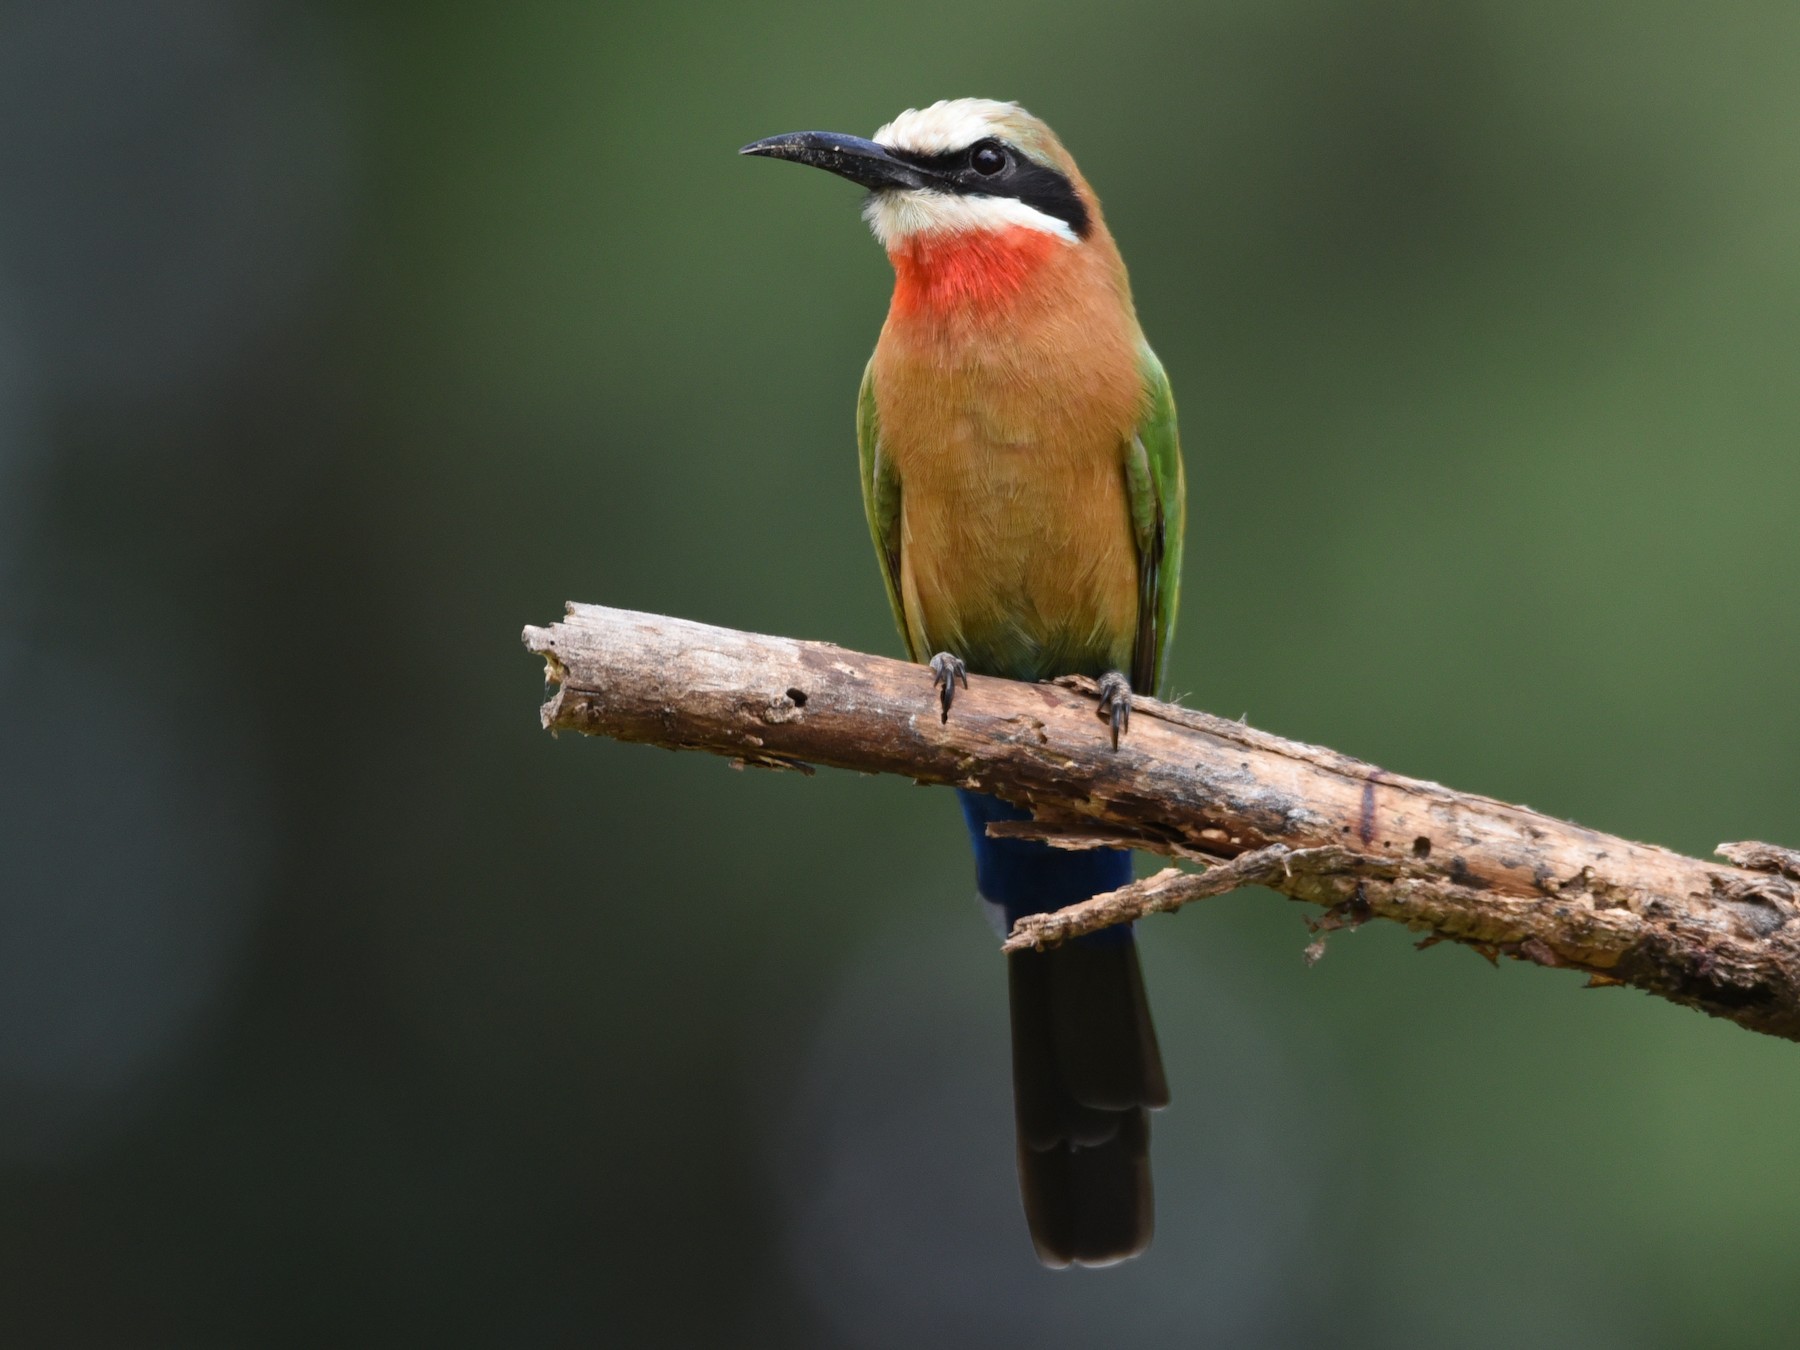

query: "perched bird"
(743, 99), (1185, 1267)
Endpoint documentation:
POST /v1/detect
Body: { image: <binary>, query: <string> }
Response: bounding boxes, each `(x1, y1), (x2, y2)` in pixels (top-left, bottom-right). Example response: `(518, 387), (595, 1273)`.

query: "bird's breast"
(871, 238), (1146, 681)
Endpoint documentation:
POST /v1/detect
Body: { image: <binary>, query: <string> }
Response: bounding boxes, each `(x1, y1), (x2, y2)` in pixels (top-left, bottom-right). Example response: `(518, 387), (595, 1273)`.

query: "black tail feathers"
(1007, 936), (1168, 1267)
(956, 788), (1168, 1266)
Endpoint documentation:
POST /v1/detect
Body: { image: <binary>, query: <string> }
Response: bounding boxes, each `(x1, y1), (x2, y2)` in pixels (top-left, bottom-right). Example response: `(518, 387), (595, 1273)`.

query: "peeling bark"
(524, 603), (1800, 1042)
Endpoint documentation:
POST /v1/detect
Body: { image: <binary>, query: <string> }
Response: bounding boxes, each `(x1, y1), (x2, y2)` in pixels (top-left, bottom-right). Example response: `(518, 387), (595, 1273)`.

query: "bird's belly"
(898, 434), (1138, 682)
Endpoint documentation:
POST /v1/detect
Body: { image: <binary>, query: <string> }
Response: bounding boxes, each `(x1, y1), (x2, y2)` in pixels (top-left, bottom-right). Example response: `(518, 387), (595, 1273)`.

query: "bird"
(742, 99), (1185, 1267)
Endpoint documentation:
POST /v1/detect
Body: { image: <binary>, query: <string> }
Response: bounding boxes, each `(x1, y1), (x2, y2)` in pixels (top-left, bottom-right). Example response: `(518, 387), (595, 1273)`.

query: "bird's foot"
(1097, 671), (1132, 750)
(929, 652), (968, 723)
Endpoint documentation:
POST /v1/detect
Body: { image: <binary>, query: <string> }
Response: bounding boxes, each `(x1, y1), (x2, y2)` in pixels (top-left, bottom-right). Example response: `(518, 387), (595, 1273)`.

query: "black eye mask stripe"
(883, 139), (1091, 239)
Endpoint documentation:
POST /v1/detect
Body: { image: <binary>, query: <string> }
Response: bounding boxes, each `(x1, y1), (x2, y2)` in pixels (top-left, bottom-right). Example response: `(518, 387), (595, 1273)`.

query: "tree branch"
(523, 602), (1800, 1042)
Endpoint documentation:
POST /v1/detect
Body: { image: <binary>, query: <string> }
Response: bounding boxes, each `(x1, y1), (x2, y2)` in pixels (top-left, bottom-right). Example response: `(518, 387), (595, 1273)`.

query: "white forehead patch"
(863, 191), (1077, 250)
(874, 98), (1018, 156)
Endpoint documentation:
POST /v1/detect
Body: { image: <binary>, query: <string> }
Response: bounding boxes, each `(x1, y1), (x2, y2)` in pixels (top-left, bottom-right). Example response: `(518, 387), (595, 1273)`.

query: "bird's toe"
(1097, 671), (1132, 749)
(929, 652), (969, 723)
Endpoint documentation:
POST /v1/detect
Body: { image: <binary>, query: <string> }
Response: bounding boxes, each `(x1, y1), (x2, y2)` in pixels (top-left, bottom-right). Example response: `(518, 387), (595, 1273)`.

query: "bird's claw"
(1097, 671), (1132, 750)
(929, 652), (968, 723)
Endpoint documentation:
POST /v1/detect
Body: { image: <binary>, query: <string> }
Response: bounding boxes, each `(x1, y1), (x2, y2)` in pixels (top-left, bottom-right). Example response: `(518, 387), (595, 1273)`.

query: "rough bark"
(524, 602), (1800, 1042)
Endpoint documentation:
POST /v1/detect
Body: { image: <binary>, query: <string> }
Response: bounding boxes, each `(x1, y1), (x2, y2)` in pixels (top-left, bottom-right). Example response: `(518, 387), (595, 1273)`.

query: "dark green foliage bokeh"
(5, 2), (1800, 1345)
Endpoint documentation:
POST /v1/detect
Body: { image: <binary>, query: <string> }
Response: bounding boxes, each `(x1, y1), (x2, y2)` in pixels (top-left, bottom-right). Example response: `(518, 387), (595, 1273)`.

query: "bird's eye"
(970, 144), (1007, 176)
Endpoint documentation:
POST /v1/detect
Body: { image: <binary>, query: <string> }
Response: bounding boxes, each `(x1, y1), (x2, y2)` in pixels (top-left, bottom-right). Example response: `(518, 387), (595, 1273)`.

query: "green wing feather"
(1124, 342), (1186, 695)
(856, 359), (920, 662)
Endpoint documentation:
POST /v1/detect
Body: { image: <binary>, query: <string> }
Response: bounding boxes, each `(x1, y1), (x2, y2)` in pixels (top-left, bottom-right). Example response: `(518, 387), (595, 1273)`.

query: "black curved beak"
(739, 131), (937, 192)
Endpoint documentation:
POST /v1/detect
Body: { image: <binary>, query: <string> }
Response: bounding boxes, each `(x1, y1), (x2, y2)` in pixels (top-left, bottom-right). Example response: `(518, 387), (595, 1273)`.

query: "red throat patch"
(888, 226), (1061, 319)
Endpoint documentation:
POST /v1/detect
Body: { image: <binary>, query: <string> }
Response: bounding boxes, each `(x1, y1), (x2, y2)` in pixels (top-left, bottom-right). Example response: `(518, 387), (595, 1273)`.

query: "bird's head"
(741, 99), (1096, 253)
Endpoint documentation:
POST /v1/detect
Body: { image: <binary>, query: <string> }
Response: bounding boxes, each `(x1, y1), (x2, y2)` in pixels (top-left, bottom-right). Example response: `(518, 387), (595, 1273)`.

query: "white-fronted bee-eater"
(743, 98), (1186, 1267)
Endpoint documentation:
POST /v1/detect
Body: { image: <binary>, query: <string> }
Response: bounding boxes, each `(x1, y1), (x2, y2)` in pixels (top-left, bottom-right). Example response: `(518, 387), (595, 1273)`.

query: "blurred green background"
(4, 0), (1800, 1344)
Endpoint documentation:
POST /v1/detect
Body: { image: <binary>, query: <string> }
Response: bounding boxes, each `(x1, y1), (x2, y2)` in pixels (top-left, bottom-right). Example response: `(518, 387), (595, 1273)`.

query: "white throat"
(862, 192), (1078, 250)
